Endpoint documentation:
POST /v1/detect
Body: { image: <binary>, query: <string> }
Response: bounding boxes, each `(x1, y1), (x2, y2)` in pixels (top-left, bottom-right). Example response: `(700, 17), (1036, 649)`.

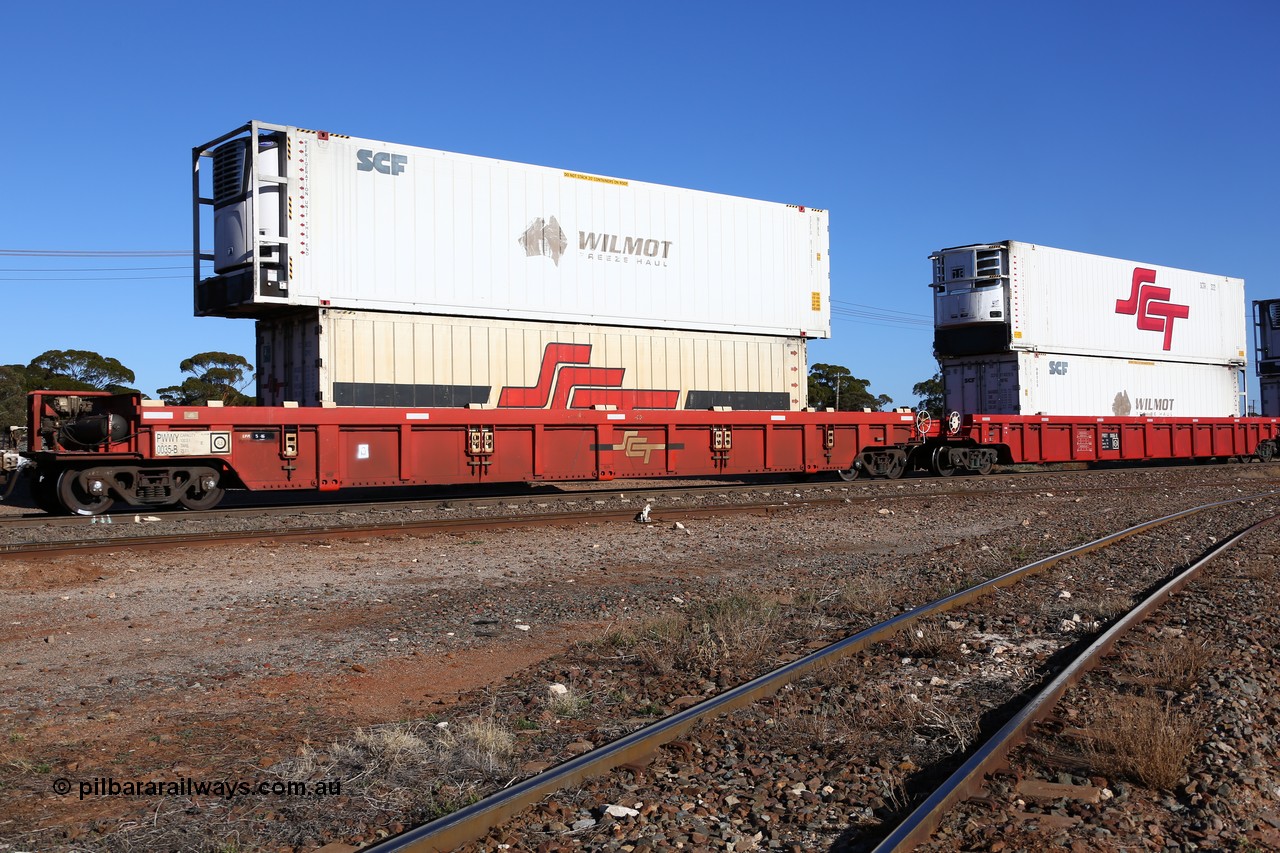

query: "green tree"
(156, 352), (255, 406)
(0, 364), (39, 431)
(1, 351), (140, 429)
(913, 371), (945, 418)
(27, 349), (136, 391)
(808, 363), (892, 412)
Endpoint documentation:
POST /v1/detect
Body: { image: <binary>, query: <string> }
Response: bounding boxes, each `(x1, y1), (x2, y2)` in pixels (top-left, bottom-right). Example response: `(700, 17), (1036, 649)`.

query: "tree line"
(808, 363), (943, 416)
(0, 350), (253, 429)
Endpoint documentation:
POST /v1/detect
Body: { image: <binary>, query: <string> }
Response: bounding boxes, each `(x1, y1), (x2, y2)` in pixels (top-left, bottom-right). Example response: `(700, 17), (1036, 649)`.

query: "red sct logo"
(1115, 268), (1189, 351)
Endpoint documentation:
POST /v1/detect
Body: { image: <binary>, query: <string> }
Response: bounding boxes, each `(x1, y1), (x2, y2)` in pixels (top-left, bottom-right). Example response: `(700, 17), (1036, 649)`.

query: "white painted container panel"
(932, 242), (1245, 364)
(256, 309), (807, 410)
(942, 352), (1242, 417)
(205, 123), (829, 338)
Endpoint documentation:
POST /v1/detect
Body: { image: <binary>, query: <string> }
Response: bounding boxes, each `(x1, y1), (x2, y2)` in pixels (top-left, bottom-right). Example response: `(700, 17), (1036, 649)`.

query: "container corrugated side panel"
(267, 309), (806, 409)
(1257, 299), (1280, 370)
(942, 358), (1021, 415)
(256, 312), (325, 406)
(1006, 242), (1245, 365)
(1262, 378), (1280, 417)
(943, 351), (1240, 417)
(284, 127), (829, 338)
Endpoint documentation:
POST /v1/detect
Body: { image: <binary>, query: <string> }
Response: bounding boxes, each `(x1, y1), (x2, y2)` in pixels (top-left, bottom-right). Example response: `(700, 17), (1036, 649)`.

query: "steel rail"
(4, 467), (1276, 553)
(358, 488), (1280, 853)
(3, 461), (1273, 529)
(0, 502), (787, 560)
(872, 507), (1280, 851)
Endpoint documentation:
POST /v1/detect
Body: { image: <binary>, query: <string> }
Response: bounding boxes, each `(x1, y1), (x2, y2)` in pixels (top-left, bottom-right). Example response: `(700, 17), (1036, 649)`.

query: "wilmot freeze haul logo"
(519, 217), (674, 268)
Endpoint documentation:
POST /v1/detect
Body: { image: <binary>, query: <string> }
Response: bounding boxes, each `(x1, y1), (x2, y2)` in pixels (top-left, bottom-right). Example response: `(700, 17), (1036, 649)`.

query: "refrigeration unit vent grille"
(213, 142), (246, 205)
(974, 249), (1004, 279)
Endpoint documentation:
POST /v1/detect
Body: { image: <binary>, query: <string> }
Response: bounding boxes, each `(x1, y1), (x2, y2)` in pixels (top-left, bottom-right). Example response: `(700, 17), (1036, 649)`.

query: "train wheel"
(974, 453), (994, 476)
(57, 470), (113, 516)
(929, 446), (956, 477)
(32, 470), (64, 514)
(883, 451), (907, 480)
(1257, 442), (1276, 463)
(837, 461), (862, 481)
(178, 483), (224, 511)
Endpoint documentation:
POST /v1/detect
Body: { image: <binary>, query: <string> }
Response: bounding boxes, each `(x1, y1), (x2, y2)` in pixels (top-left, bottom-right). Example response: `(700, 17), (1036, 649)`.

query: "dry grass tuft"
(828, 575), (900, 620)
(917, 703), (980, 753)
(1075, 695), (1200, 790)
(807, 654), (862, 690)
(1139, 636), (1213, 693)
(1087, 590), (1135, 622)
(275, 714), (516, 820)
(1236, 553), (1277, 581)
(903, 620), (960, 660)
(544, 683), (590, 718)
(434, 715), (517, 778)
(602, 592), (787, 679)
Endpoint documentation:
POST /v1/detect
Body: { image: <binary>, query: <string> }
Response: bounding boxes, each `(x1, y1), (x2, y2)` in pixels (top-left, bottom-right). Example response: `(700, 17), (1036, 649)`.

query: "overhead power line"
(0, 249), (190, 257)
(831, 299), (931, 320)
(1, 250), (938, 332)
(830, 309), (932, 329)
(0, 266), (190, 272)
(0, 274), (189, 282)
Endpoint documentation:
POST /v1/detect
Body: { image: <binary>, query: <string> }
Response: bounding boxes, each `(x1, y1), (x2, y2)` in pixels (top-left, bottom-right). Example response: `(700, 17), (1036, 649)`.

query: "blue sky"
(2, 1), (1276, 410)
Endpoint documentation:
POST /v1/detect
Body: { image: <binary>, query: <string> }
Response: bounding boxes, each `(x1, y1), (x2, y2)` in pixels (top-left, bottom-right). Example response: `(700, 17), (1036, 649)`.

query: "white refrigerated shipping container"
(195, 121), (830, 339)
(942, 351), (1242, 418)
(931, 241), (1245, 365)
(256, 309), (807, 410)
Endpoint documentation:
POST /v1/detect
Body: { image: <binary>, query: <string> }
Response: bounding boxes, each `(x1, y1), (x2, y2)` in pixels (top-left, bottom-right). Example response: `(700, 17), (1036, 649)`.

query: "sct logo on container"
(356, 149), (407, 176)
(1115, 268), (1190, 351)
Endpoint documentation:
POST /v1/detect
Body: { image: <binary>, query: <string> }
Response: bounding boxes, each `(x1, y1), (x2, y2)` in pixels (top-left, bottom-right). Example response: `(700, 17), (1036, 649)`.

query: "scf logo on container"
(356, 149), (407, 176)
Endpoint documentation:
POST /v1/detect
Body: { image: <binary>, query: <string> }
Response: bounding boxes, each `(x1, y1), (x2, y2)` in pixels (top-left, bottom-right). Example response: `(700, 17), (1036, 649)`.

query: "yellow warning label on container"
(811, 292), (822, 311)
(1013, 331), (1023, 339)
(564, 171), (628, 187)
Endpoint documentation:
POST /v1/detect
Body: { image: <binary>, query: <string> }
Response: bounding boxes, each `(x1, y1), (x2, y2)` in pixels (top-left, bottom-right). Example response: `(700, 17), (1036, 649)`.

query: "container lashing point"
(281, 427), (299, 459)
(467, 426), (495, 471)
(280, 426), (299, 480)
(711, 426), (733, 468)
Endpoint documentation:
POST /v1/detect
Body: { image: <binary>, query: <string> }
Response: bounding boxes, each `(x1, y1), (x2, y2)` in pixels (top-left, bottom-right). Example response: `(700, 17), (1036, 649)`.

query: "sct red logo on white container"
(1115, 268), (1191, 352)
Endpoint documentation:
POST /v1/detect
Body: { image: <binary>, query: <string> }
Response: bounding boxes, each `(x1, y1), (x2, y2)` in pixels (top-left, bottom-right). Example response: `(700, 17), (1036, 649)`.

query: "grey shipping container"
(1256, 299), (1280, 375)
(1262, 378), (1280, 418)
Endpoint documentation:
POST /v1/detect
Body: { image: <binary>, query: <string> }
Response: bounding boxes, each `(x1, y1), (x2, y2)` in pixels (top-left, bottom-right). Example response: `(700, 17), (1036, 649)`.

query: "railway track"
(1, 458), (1272, 528)
(4, 467), (1277, 851)
(3, 464), (1277, 558)
(351, 489), (1280, 852)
